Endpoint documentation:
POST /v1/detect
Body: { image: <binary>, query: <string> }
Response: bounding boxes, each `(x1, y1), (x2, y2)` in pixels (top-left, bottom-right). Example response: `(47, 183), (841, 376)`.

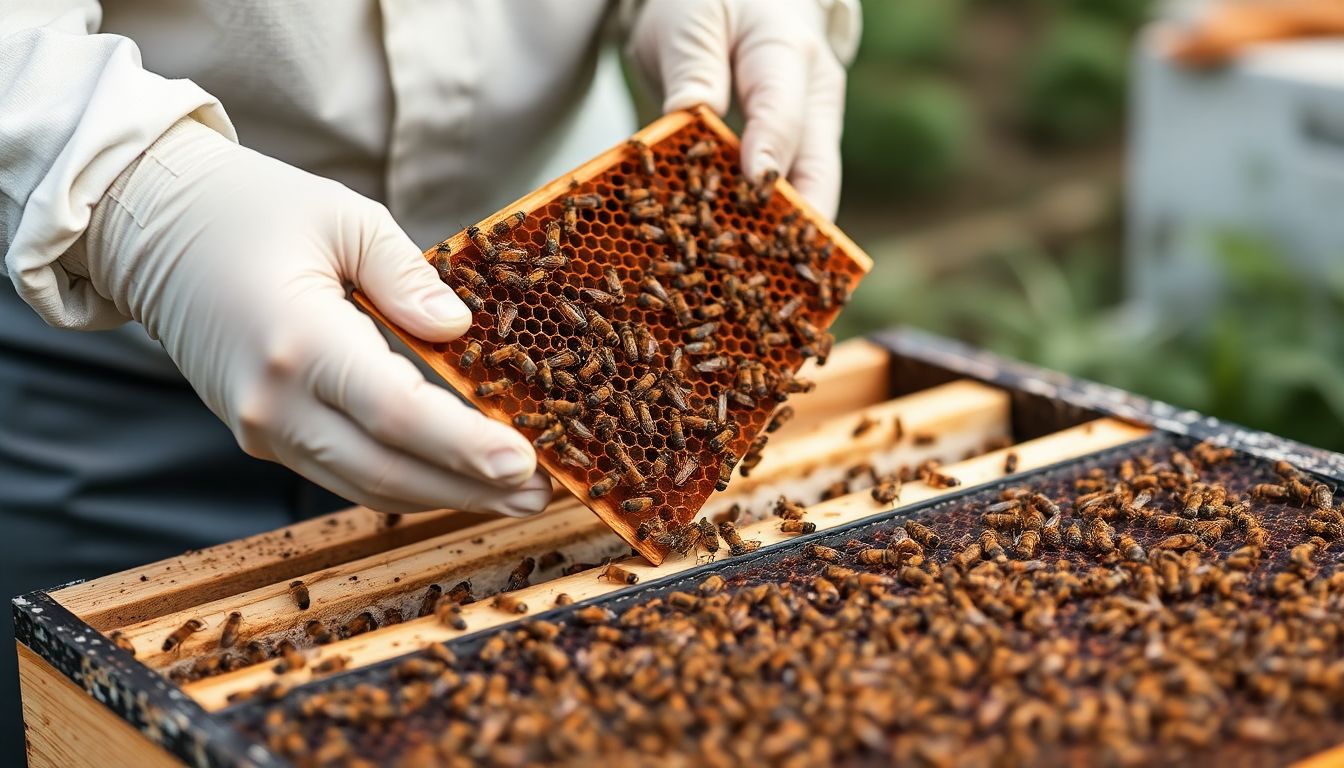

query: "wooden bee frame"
(15, 329), (1344, 767)
(356, 105), (872, 564)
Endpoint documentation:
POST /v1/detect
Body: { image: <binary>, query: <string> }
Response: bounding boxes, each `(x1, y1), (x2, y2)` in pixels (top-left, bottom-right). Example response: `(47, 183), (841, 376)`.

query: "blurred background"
(727, 0), (1344, 450)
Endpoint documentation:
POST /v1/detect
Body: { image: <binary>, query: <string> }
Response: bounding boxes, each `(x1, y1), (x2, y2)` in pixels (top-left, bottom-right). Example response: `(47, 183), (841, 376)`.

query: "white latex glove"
(628, 0), (861, 220)
(81, 118), (551, 517)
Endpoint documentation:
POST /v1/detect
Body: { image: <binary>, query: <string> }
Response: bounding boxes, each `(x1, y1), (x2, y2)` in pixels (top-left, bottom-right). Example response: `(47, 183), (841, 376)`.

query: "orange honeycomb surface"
(358, 106), (871, 563)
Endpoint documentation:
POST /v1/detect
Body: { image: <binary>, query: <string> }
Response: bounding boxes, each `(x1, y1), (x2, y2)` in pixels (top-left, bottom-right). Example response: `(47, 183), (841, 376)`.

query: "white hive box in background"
(1127, 28), (1344, 318)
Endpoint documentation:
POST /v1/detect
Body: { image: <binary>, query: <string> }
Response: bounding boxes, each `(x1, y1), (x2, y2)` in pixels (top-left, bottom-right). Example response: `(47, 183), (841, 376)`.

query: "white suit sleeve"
(0, 3), (236, 330)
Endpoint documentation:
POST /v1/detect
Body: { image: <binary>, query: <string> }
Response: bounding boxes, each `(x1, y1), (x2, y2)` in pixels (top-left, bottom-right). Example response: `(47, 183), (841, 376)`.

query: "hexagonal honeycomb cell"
(358, 107), (872, 563)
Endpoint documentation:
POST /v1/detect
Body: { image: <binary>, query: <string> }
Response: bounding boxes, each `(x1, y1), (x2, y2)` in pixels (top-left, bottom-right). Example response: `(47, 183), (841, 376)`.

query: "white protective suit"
(0, 1), (858, 758)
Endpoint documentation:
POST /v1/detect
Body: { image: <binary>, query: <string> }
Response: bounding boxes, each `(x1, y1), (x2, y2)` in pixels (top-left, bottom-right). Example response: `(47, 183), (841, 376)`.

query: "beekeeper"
(0, 0), (857, 754)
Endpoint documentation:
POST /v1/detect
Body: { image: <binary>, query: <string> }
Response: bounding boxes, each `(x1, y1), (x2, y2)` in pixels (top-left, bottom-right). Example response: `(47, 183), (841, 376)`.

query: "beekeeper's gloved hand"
(80, 118), (551, 516)
(628, 0), (861, 220)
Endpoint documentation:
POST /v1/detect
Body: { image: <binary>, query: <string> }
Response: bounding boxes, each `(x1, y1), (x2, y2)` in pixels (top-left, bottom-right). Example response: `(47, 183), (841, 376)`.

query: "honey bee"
(218, 611), (243, 649)
(556, 298), (588, 330)
(905, 521), (940, 549)
(1291, 537), (1327, 573)
(715, 455), (736, 491)
(1153, 533), (1201, 551)
(1064, 522), (1084, 549)
(781, 520), (816, 535)
(554, 593), (574, 607)
(453, 285), (484, 313)
(1118, 535), (1146, 562)
(709, 425), (738, 453)
(436, 601), (468, 630)
(870, 475), (902, 505)
(857, 548), (904, 567)
(628, 139), (656, 175)
(774, 497), (807, 520)
(445, 580), (473, 605)
(1251, 483), (1290, 501)
(162, 618), (205, 653)
(636, 402), (656, 436)
(476, 377), (513, 398)
(1310, 483), (1334, 510)
(414, 585), (443, 618)
(585, 384), (612, 406)
(622, 497), (654, 515)
(668, 290), (693, 326)
(466, 225), (497, 260)
(506, 557), (536, 592)
(512, 412), (552, 430)
(600, 564), (639, 585)
(455, 341), (483, 371)
(697, 519), (720, 556)
(765, 405), (795, 434)
(492, 593), (528, 615)
(804, 543), (841, 562)
(532, 421), (565, 448)
(540, 398), (581, 418)
(287, 579), (311, 611)
(1003, 452), (1019, 474)
(718, 521), (760, 557)
(342, 611), (378, 638)
(556, 441), (593, 468)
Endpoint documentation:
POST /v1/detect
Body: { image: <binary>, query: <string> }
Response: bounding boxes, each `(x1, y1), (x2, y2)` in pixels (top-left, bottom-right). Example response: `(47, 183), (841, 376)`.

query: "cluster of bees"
(432, 121), (859, 553)
(237, 440), (1344, 766)
(150, 428), (998, 686)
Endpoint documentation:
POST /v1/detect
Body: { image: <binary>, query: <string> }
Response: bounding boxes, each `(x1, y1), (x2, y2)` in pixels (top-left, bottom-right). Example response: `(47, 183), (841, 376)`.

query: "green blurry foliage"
(842, 73), (976, 195)
(1017, 17), (1130, 145)
(859, 0), (965, 67)
(1044, 0), (1155, 28)
(838, 235), (1344, 452)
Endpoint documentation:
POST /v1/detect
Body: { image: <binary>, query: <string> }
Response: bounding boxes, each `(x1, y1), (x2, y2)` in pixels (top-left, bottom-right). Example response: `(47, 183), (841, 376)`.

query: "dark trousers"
(0, 286), (346, 764)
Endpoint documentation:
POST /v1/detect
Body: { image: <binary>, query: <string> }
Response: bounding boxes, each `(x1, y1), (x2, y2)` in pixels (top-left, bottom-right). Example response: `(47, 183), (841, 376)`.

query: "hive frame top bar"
(356, 105), (873, 563)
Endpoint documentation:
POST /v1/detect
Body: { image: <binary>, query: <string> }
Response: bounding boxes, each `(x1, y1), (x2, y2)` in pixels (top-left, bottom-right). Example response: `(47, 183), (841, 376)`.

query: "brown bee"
(219, 611), (243, 649)
(621, 497), (654, 515)
(543, 398), (583, 417)
(457, 340), (484, 369)
(298, 620), (331, 647)
(466, 225), (497, 260)
(436, 601), (468, 630)
(871, 475), (902, 505)
(162, 618), (205, 653)
(342, 611), (378, 638)
(273, 640), (306, 673)
(495, 301), (519, 338)
(108, 631), (136, 656)
(1251, 483), (1290, 501)
(453, 285), (484, 312)
(666, 411), (687, 450)
(476, 377), (513, 398)
(586, 384), (612, 406)
(288, 579), (310, 611)
(1003, 452), (1019, 474)
(905, 521), (940, 549)
(709, 426), (738, 453)
(1012, 529), (1041, 559)
(696, 519), (720, 556)
(600, 564), (639, 585)
(506, 557), (536, 592)
(857, 548), (904, 567)
(804, 543), (841, 562)
(554, 593), (574, 607)
(763, 405), (795, 434)
(719, 521), (760, 557)
(445, 580), (474, 605)
(556, 440), (592, 468)
(629, 139), (656, 175)
(636, 402), (656, 436)
(512, 412), (552, 429)
(556, 298), (588, 330)
(416, 584), (443, 618)
(489, 210), (526, 238)
(532, 421), (565, 448)
(1064, 522), (1084, 549)
(774, 497), (808, 520)
(715, 455), (736, 491)
(925, 471), (961, 489)
(493, 593), (528, 615)
(1153, 533), (1201, 551)
(781, 520), (817, 535)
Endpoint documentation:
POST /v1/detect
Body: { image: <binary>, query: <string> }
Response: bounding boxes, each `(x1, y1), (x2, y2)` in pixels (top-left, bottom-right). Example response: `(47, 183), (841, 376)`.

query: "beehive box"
(16, 330), (1344, 768)
(356, 106), (871, 564)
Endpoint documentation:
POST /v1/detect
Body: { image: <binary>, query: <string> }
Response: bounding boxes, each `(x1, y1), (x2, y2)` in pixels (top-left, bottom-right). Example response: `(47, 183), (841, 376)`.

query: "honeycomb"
(360, 107), (870, 563)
